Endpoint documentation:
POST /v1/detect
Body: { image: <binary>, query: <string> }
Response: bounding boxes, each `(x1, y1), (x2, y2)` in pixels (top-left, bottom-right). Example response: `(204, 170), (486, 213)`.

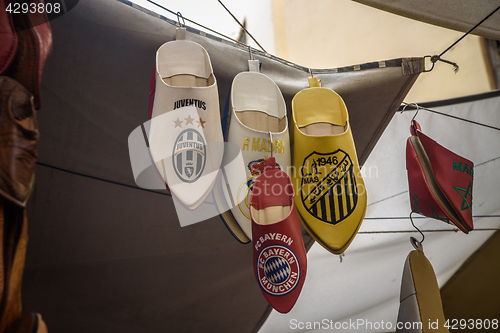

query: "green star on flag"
(453, 180), (472, 212)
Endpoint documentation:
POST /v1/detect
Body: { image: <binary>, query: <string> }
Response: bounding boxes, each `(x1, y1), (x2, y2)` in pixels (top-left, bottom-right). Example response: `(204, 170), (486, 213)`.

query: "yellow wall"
(271, 0), (492, 102)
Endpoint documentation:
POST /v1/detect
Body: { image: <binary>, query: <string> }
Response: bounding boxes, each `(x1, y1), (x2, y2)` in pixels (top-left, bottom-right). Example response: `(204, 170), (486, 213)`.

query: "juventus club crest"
(172, 128), (206, 183)
(300, 150), (358, 225)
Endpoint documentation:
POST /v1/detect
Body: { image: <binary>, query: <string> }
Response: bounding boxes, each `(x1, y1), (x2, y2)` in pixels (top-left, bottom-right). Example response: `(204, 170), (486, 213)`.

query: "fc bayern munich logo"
(257, 245), (300, 296)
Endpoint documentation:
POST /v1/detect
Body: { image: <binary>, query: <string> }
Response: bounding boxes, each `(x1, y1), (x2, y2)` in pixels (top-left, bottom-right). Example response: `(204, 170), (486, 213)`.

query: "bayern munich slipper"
(396, 238), (449, 333)
(291, 76), (367, 255)
(250, 157), (307, 313)
(148, 28), (224, 210)
(222, 59), (291, 240)
(406, 120), (473, 233)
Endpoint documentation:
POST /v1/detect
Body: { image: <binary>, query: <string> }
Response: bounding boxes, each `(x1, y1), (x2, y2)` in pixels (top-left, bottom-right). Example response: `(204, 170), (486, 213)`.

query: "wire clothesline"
(400, 102), (500, 132)
(134, 0), (500, 80)
(36, 161), (500, 235)
(422, 4), (500, 72)
(439, 4), (500, 58)
(145, 0), (267, 54)
(359, 228), (500, 235)
(364, 215), (500, 220)
(145, 0), (252, 51)
(216, 0), (267, 53)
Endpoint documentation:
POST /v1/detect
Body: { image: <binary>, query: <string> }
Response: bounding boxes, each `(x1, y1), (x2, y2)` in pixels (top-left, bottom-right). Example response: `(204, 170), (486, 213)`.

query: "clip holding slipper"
(307, 68), (321, 87)
(248, 46), (260, 72)
(400, 102), (421, 133)
(409, 211), (425, 245)
(175, 12), (186, 40)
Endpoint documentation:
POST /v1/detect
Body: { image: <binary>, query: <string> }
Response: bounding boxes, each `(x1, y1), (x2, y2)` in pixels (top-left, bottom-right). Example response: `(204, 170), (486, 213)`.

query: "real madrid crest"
(300, 149), (358, 225)
(172, 128), (206, 183)
(257, 244), (300, 296)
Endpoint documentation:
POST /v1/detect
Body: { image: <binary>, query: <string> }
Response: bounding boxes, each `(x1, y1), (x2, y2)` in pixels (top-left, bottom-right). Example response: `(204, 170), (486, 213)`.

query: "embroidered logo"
(257, 244), (300, 296)
(172, 129), (206, 183)
(300, 150), (358, 225)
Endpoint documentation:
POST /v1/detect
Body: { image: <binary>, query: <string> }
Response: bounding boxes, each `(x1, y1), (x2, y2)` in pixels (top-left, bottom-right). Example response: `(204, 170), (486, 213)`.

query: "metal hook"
(339, 253), (345, 263)
(423, 55), (459, 73)
(308, 68), (313, 78)
(176, 12), (185, 27)
(409, 211), (425, 244)
(400, 103), (420, 130)
(268, 131), (273, 157)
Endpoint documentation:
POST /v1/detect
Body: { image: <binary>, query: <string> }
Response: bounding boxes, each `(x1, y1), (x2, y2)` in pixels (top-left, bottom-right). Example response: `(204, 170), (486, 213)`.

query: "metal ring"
(410, 236), (423, 251)
(422, 55), (435, 73)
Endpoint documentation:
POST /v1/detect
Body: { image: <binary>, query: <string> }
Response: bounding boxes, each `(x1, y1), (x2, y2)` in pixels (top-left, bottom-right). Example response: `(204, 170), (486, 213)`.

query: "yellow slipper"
(291, 76), (367, 254)
(396, 238), (449, 333)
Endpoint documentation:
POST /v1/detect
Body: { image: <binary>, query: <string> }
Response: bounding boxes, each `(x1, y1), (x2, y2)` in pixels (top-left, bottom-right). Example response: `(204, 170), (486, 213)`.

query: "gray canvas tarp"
(354, 0), (500, 41)
(22, 0), (422, 332)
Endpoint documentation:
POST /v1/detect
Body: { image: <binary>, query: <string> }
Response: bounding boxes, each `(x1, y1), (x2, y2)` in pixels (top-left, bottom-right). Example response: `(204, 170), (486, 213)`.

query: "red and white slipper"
(406, 120), (474, 233)
(250, 157), (307, 313)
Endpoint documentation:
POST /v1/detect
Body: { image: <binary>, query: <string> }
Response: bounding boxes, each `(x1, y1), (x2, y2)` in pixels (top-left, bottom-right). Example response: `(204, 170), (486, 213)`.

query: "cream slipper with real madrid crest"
(250, 157), (307, 314)
(291, 76), (367, 254)
(148, 28), (224, 210)
(222, 59), (291, 240)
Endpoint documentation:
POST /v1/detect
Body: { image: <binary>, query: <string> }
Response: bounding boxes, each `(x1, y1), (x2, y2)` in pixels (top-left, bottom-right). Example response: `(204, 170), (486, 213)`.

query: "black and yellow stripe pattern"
(300, 150), (358, 225)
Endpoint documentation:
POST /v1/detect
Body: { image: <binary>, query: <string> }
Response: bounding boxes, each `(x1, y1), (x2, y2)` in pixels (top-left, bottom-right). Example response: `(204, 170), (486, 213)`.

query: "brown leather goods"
(12, 312), (47, 333)
(0, 198), (28, 332)
(0, 0), (17, 75)
(5, 0), (52, 110)
(0, 76), (38, 208)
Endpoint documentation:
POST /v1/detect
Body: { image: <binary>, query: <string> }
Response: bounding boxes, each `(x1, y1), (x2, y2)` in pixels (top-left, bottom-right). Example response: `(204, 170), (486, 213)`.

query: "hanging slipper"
(396, 238), (449, 333)
(4, 0), (52, 110)
(406, 120), (473, 233)
(250, 157), (306, 314)
(0, 76), (38, 207)
(148, 28), (224, 210)
(222, 59), (291, 241)
(0, 199), (28, 332)
(0, 0), (17, 75)
(291, 76), (367, 254)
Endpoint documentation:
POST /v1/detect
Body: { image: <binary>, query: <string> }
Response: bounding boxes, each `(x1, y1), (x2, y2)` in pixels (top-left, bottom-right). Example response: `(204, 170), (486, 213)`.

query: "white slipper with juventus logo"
(396, 238), (449, 333)
(222, 60), (291, 240)
(149, 28), (223, 210)
(291, 76), (367, 254)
